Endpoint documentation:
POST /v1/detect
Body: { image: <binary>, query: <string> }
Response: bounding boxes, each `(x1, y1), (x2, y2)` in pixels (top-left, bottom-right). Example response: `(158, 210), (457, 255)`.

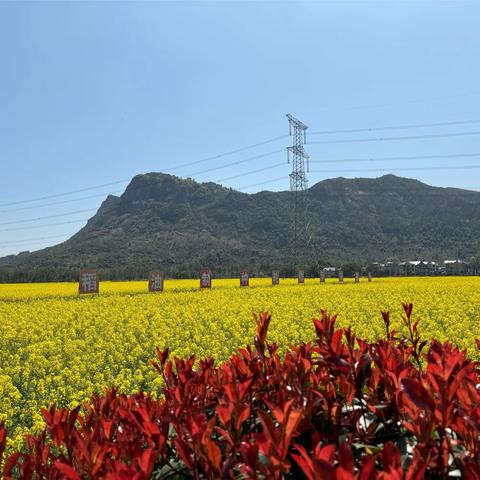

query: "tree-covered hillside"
(1, 173), (479, 281)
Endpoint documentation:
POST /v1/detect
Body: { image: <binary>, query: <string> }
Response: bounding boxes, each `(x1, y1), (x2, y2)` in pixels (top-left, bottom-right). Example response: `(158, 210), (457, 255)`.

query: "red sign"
(148, 271), (164, 292)
(298, 269), (305, 284)
(240, 270), (249, 287)
(79, 270), (99, 294)
(272, 270), (280, 286)
(200, 269), (212, 289)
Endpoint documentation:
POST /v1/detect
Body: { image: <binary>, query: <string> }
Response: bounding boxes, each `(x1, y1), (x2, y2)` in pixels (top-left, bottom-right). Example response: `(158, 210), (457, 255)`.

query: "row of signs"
(338, 271), (373, 283)
(79, 269), (372, 294)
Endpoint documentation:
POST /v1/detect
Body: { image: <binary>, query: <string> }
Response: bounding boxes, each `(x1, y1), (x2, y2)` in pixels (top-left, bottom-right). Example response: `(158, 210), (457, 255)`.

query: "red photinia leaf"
(358, 455), (378, 480)
(238, 377), (254, 401)
(331, 329), (343, 353)
(402, 302), (413, 319)
(0, 423), (6, 467)
(381, 442), (401, 471)
(400, 377), (435, 412)
(214, 426), (234, 447)
(254, 335), (265, 357)
(291, 445), (316, 480)
(239, 440), (259, 468)
(405, 455), (428, 480)
(338, 443), (355, 475)
(205, 439), (222, 470)
(174, 438), (194, 469)
(454, 376), (479, 407)
(381, 310), (390, 327)
(312, 318), (325, 339)
(137, 447), (156, 476)
(463, 460), (480, 479)
(314, 443), (336, 463)
(216, 404), (233, 425)
(284, 408), (303, 444)
(257, 410), (278, 445)
(54, 462), (82, 480)
(102, 419), (114, 439)
(2, 452), (22, 478)
(292, 444), (336, 480)
(235, 405), (251, 432)
(156, 347), (169, 366)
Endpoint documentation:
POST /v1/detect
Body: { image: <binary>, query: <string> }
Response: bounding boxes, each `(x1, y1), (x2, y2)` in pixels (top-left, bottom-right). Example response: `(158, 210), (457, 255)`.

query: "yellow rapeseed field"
(0, 276), (479, 449)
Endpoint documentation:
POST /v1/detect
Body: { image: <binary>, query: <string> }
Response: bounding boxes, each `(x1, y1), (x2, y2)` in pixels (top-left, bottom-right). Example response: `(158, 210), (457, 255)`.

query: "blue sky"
(0, 0), (479, 255)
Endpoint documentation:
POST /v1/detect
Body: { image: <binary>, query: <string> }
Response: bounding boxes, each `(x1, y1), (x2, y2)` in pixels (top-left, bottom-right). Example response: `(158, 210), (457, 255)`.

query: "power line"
(214, 162), (285, 183)
(0, 219), (89, 233)
(0, 163), (287, 231)
(0, 151), (285, 213)
(308, 131), (480, 145)
(0, 180), (131, 208)
(0, 151), (287, 215)
(0, 235), (71, 246)
(212, 153), (480, 186)
(7, 149), (470, 224)
(163, 135), (288, 172)
(310, 152), (480, 164)
(315, 90), (480, 113)
(0, 239), (69, 249)
(237, 176), (288, 191)
(0, 190), (124, 214)
(4, 151), (472, 214)
(2, 157), (479, 228)
(310, 119), (480, 135)
(3, 121), (480, 241)
(186, 149), (284, 177)
(3, 167), (479, 246)
(0, 135), (288, 208)
(310, 165), (480, 174)
(2, 120), (479, 209)
(0, 163), (288, 232)
(0, 209), (97, 226)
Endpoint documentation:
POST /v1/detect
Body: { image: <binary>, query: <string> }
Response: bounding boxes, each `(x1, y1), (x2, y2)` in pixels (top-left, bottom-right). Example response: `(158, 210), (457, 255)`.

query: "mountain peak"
(1, 173), (479, 281)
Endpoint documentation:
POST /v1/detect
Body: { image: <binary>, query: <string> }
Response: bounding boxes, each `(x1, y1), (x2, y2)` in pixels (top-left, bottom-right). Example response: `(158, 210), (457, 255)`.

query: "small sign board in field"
(272, 270), (280, 286)
(354, 272), (360, 284)
(200, 269), (212, 289)
(298, 269), (305, 284)
(338, 270), (344, 284)
(368, 272), (372, 282)
(79, 270), (99, 294)
(148, 271), (164, 292)
(240, 270), (249, 287)
(320, 271), (326, 283)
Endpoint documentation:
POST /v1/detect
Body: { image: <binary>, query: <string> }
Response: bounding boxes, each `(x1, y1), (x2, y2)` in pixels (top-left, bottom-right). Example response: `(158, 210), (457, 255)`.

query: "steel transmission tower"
(286, 114), (310, 264)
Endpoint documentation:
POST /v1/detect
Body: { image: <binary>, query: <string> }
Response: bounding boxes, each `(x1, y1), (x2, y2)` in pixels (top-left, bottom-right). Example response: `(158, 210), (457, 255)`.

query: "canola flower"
(0, 276), (479, 449)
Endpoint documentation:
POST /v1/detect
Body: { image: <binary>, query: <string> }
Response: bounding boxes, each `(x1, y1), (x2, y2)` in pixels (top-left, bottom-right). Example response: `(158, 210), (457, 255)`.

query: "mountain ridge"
(1, 173), (479, 281)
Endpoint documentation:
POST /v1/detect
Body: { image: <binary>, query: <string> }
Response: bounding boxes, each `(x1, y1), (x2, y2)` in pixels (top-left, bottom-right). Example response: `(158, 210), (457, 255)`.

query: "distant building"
(375, 261), (399, 276)
(323, 267), (337, 277)
(416, 261), (436, 276)
(444, 260), (467, 275)
(399, 261), (436, 276)
(350, 258), (474, 277)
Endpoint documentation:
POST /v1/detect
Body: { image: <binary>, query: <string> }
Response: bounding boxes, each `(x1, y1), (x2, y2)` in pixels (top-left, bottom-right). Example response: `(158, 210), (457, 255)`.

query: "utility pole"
(286, 114), (310, 266)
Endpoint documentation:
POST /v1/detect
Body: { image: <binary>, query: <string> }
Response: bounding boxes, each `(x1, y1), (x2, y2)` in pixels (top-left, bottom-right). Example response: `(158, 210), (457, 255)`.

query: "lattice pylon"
(286, 114), (310, 266)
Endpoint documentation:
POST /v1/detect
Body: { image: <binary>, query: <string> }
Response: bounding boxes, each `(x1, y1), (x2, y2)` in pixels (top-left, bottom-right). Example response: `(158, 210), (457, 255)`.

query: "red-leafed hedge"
(0, 304), (479, 479)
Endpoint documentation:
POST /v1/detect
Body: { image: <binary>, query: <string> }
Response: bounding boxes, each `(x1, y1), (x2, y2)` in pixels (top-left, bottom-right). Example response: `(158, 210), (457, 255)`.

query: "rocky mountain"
(1, 173), (479, 281)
